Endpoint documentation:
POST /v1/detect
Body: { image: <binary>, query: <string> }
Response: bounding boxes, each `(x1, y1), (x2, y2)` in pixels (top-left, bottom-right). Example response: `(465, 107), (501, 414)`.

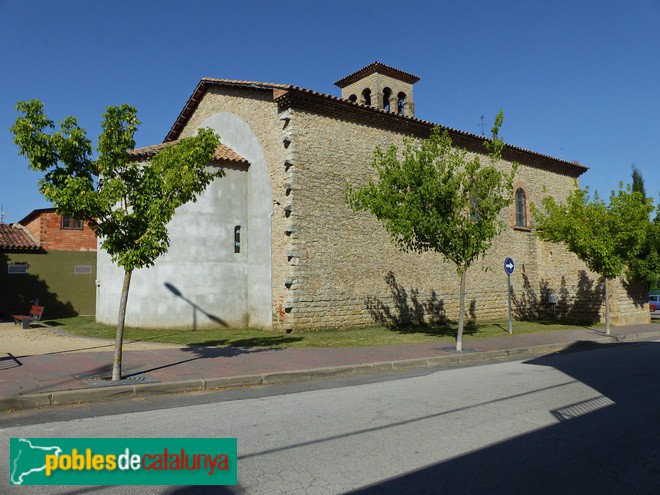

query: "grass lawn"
(43, 316), (602, 349)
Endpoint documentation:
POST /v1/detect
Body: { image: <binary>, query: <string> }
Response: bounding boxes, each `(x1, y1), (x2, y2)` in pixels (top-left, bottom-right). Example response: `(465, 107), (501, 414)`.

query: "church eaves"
(164, 77), (588, 179)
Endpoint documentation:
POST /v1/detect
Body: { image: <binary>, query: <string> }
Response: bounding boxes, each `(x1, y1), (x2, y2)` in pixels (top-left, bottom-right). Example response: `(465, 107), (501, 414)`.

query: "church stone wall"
(282, 108), (649, 330)
(151, 85), (647, 330)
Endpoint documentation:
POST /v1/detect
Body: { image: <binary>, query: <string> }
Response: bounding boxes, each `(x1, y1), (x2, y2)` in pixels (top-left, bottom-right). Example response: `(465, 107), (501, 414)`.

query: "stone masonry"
(281, 108), (648, 329)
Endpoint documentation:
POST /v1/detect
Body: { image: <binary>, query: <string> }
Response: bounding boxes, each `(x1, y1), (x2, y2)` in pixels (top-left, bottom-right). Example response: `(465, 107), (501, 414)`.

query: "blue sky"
(1, 0), (658, 222)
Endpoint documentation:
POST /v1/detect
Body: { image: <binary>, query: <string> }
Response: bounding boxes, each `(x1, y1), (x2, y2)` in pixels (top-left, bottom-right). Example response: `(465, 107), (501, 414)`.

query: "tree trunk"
(604, 277), (610, 336)
(456, 269), (467, 351)
(112, 269), (132, 381)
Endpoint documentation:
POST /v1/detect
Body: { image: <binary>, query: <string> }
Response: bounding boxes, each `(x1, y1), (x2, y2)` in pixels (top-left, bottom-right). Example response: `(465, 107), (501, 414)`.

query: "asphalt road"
(2, 340), (660, 494)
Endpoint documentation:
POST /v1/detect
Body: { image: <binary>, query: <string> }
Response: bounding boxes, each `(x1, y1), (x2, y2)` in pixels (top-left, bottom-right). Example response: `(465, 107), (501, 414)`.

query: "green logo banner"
(10, 438), (237, 486)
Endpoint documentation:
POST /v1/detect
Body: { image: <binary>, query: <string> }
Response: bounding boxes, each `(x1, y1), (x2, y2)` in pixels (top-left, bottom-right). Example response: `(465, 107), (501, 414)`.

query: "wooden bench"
(12, 305), (45, 329)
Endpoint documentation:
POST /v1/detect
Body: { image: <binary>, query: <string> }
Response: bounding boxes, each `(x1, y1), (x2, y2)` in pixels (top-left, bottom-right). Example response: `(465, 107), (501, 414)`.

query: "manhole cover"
(437, 347), (481, 353)
(77, 373), (160, 388)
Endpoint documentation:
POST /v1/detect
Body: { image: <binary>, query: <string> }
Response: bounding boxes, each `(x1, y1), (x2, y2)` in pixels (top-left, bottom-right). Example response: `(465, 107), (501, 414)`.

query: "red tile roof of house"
(129, 141), (248, 164)
(0, 223), (39, 250)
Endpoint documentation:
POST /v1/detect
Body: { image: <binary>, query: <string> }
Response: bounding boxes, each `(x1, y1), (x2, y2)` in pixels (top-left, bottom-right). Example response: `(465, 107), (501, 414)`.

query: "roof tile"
(0, 223), (39, 250)
(163, 75), (588, 177)
(129, 141), (248, 164)
(334, 61), (421, 87)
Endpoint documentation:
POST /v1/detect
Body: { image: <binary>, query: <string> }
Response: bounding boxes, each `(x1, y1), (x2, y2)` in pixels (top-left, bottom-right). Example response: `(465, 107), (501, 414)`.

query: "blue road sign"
(504, 257), (515, 275)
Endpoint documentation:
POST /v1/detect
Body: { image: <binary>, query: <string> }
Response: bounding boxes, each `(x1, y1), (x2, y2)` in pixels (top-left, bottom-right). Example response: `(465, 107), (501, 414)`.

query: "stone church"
(96, 62), (648, 330)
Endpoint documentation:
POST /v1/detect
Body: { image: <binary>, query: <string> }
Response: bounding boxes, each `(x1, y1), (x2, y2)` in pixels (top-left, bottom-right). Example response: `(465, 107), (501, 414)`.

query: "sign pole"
(504, 257), (515, 335)
(507, 273), (512, 334)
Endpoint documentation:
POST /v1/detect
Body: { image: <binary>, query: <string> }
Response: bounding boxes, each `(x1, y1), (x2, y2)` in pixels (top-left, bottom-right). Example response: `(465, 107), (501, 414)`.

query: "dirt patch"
(0, 321), (182, 357)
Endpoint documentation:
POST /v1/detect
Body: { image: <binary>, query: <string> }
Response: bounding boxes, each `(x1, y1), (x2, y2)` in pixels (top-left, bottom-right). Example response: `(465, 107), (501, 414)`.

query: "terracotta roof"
(129, 140), (248, 164)
(164, 76), (588, 179)
(334, 61), (421, 88)
(0, 223), (39, 250)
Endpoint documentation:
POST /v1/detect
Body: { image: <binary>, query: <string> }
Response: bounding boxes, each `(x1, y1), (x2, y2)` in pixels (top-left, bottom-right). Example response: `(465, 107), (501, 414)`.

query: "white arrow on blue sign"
(504, 257), (515, 275)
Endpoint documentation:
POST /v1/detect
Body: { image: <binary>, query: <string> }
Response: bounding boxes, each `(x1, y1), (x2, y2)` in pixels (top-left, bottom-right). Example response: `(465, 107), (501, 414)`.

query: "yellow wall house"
(96, 62), (649, 330)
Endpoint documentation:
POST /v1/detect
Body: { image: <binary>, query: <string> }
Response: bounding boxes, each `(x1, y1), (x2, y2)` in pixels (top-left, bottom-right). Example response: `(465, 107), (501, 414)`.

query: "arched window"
(348, 94), (357, 102)
(397, 92), (406, 115)
(234, 225), (242, 253)
(382, 87), (392, 111)
(515, 188), (527, 227)
(362, 88), (371, 106)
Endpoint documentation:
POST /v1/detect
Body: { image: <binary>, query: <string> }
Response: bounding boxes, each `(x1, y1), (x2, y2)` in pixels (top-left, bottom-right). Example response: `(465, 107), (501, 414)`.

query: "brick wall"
(23, 212), (96, 251)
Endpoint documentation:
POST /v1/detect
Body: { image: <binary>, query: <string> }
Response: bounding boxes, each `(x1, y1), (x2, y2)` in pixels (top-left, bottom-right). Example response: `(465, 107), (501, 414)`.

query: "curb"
(3, 330), (660, 412)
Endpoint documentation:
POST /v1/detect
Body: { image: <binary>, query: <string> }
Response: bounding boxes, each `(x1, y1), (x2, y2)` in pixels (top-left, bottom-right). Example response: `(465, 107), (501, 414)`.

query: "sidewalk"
(2, 321), (660, 411)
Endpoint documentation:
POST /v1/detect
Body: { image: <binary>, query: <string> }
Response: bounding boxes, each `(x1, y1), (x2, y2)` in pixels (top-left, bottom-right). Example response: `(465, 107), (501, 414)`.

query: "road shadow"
(186, 336), (303, 348)
(128, 337), (303, 377)
(78, 336), (302, 381)
(346, 341), (660, 494)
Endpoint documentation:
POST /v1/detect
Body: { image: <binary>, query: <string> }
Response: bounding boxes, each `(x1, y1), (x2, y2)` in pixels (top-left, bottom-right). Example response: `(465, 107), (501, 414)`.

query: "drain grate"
(77, 373), (160, 388)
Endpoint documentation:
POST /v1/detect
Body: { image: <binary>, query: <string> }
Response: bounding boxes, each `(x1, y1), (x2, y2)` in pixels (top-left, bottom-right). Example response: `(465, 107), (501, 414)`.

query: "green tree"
(533, 184), (653, 334)
(627, 214), (660, 289)
(631, 164), (646, 199)
(627, 166), (660, 289)
(11, 100), (222, 380)
(347, 112), (516, 351)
